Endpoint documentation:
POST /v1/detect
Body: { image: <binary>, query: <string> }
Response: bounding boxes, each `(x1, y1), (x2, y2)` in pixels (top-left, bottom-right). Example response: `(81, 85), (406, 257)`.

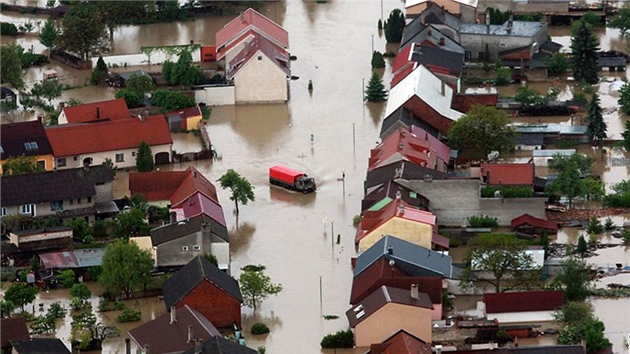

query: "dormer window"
(24, 142), (39, 151)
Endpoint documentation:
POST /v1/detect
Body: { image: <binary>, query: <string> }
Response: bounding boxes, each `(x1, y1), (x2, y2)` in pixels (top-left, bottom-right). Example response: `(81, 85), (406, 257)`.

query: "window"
(1, 207), (6, 217)
(465, 51), (472, 60)
(182, 246), (189, 251)
(20, 204), (35, 216)
(132, 152), (136, 157)
(258, 56), (262, 60)
(57, 158), (67, 167)
(192, 245), (201, 251)
(116, 153), (124, 162)
(77, 198), (81, 204)
(87, 197), (92, 203)
(51, 201), (64, 211)
(73, 156), (78, 161)
(0, 146), (3, 154)
(37, 160), (45, 170)
(24, 142), (39, 151)
(478, 52), (485, 60)
(69, 199), (74, 205)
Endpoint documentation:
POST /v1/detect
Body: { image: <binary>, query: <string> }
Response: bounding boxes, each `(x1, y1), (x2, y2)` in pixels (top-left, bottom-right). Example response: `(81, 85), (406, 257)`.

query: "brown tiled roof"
(1, 317), (29, 349)
(481, 163), (535, 186)
(129, 170), (189, 202)
(170, 167), (219, 205)
(128, 304), (221, 353)
(350, 258), (443, 305)
(62, 98), (130, 123)
(346, 285), (433, 327)
(45, 115), (172, 157)
(511, 213), (558, 231)
(484, 290), (564, 314)
(369, 329), (432, 354)
(0, 120), (53, 160)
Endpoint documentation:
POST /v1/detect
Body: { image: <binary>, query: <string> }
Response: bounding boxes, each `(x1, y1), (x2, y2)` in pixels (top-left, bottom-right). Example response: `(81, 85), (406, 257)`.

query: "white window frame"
(115, 153), (124, 162)
(1, 207), (6, 217)
(192, 245), (201, 251)
(20, 204), (35, 216)
(182, 246), (189, 251)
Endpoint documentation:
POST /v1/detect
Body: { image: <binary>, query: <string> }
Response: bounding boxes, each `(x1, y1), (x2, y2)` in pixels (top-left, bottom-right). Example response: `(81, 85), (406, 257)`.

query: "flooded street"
(2, 1), (630, 352)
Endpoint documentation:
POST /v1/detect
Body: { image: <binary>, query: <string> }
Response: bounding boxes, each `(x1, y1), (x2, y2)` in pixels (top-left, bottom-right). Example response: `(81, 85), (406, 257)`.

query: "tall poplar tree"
(570, 20), (600, 84)
(39, 19), (58, 56)
(586, 92), (607, 145)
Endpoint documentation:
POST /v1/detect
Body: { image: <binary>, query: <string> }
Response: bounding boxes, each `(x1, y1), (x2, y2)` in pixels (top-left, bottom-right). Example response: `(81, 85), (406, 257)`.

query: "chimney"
(395, 190), (401, 200)
(435, 344), (443, 354)
(59, 101), (65, 109)
(193, 170), (197, 178)
(387, 246), (393, 255)
(439, 37), (445, 46)
(96, 107), (100, 120)
(440, 80), (446, 96)
(125, 338), (131, 354)
(397, 203), (405, 216)
(507, 14), (513, 34)
(170, 306), (177, 323)
(188, 325), (193, 343)
(411, 283), (419, 299)
(427, 29), (432, 36)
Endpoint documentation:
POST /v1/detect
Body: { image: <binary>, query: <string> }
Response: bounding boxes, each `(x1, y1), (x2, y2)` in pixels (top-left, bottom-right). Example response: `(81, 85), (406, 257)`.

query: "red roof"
(170, 167), (219, 206)
(1, 318), (29, 349)
(369, 329), (432, 354)
(62, 98), (131, 123)
(227, 33), (290, 80)
(45, 115), (172, 157)
(216, 8), (288, 60)
(484, 290), (564, 314)
(391, 64), (416, 88)
(164, 105), (202, 120)
(482, 163), (535, 186)
(171, 192), (227, 227)
(129, 171), (190, 202)
(511, 213), (558, 231)
(392, 45), (414, 74)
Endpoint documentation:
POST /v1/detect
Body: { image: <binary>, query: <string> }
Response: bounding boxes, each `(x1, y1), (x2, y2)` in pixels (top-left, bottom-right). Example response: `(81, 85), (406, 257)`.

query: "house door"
(155, 152), (170, 165)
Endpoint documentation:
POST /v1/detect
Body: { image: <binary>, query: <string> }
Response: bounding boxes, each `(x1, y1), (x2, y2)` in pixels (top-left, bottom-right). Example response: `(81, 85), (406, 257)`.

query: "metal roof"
(512, 124), (587, 135)
(532, 149), (576, 157)
(459, 21), (543, 37)
(39, 248), (105, 269)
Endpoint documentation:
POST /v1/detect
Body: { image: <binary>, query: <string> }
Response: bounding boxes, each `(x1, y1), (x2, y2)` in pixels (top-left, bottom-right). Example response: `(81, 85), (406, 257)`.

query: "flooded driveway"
(3, 0), (630, 352)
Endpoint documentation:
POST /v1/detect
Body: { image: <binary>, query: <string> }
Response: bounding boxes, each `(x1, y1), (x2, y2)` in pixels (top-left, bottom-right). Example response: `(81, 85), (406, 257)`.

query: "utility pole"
(331, 221), (334, 255)
(352, 122), (356, 151)
(342, 171), (345, 197)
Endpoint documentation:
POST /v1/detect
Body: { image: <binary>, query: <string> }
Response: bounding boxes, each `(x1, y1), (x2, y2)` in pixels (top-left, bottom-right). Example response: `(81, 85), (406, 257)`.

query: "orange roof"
(368, 128), (437, 172)
(170, 166), (219, 206)
(45, 116), (172, 157)
(62, 98), (131, 123)
(482, 163), (535, 185)
(129, 171), (190, 202)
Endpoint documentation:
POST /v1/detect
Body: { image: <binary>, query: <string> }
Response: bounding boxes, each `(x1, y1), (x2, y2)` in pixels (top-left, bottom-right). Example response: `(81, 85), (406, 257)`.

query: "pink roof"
(62, 98), (131, 123)
(482, 163), (535, 185)
(216, 8), (288, 60)
(170, 192), (227, 227)
(410, 125), (452, 165)
(369, 128), (437, 172)
(227, 33), (290, 80)
(170, 167), (219, 206)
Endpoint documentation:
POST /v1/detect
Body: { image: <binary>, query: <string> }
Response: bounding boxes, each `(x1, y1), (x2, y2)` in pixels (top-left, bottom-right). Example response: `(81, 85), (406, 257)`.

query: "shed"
(511, 213), (558, 233)
(484, 290), (564, 324)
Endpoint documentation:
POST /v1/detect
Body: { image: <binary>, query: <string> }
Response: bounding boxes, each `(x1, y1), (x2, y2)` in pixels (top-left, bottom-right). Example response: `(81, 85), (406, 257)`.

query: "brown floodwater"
(2, 0), (630, 352)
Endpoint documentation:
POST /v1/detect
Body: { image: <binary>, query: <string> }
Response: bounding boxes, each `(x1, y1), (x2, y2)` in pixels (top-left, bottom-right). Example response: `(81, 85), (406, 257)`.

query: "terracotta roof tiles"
(484, 290), (564, 314)
(62, 98), (130, 123)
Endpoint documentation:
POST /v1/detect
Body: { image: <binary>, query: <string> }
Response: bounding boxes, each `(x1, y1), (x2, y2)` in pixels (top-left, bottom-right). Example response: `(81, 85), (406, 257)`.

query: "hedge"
(481, 186), (533, 198)
(320, 329), (354, 348)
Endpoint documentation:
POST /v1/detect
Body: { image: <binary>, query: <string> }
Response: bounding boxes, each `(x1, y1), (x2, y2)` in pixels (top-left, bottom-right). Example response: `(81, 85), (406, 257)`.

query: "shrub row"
(481, 186), (533, 198)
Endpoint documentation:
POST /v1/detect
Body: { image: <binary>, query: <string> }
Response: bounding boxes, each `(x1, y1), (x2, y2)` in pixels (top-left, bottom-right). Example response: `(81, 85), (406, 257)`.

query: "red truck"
(269, 165), (316, 193)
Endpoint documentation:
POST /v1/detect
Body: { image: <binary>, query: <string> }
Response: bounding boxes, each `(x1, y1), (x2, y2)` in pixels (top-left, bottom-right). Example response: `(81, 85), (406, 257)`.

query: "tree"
(552, 257), (592, 301)
(239, 265), (282, 312)
(70, 283), (92, 309)
(585, 92), (607, 145)
(546, 160), (584, 208)
(115, 89), (143, 108)
(545, 52), (570, 75)
(2, 154), (45, 176)
(151, 90), (195, 112)
(30, 79), (64, 107)
(622, 120), (630, 150)
(371, 51), (385, 69)
(570, 20), (600, 84)
(217, 169), (255, 215)
(447, 104), (515, 160)
(0, 300), (16, 318)
(39, 19), (58, 55)
(70, 306), (113, 350)
(548, 153), (593, 177)
(58, 2), (109, 61)
(135, 141), (154, 172)
(94, 2), (148, 40)
(112, 207), (147, 239)
(1, 44), (25, 89)
(607, 8), (630, 35)
(99, 239), (153, 298)
(166, 50), (204, 86)
(364, 71), (388, 102)
(125, 74), (155, 97)
(619, 82), (630, 115)
(459, 234), (541, 293)
(554, 302), (612, 352)
(3, 283), (38, 311)
(90, 56), (109, 85)
(67, 218), (93, 243)
(384, 9), (404, 43)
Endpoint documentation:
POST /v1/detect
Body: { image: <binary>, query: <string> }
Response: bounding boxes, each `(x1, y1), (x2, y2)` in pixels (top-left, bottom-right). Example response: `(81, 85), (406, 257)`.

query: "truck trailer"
(269, 165), (316, 193)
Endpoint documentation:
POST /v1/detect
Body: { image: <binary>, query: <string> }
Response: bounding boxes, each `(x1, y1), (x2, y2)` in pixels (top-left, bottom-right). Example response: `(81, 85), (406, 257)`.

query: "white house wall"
(234, 51), (288, 103)
(487, 311), (555, 323)
(195, 86), (236, 106)
(54, 144), (172, 170)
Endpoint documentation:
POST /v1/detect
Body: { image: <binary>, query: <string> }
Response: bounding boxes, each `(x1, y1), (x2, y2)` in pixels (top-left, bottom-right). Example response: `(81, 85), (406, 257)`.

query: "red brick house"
(162, 256), (243, 329)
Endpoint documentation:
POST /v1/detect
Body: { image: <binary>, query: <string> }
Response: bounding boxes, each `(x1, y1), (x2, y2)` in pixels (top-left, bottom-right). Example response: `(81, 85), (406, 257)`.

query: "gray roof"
(540, 41), (563, 53)
(354, 235), (453, 278)
(162, 256), (243, 308)
(118, 69), (150, 81)
(411, 45), (464, 77)
(151, 214), (229, 245)
(1, 165), (113, 207)
(10, 338), (71, 354)
(532, 149), (576, 157)
(180, 336), (257, 354)
(419, 3), (461, 32)
(515, 133), (544, 146)
(459, 21), (544, 37)
(401, 24), (465, 54)
(512, 124), (587, 135)
(598, 57), (627, 67)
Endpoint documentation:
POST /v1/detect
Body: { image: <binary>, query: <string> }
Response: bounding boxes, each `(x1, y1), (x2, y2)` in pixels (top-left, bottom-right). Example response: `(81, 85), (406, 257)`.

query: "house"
(45, 115), (172, 169)
(165, 105), (203, 132)
(1, 317), (29, 354)
(369, 127), (450, 174)
(355, 197), (439, 252)
(169, 167), (220, 207)
(9, 338), (70, 354)
(151, 214), (229, 271)
(514, 133), (544, 151)
(365, 160), (446, 192)
(413, 2), (462, 40)
(350, 257), (444, 320)
(1, 86), (17, 105)
(532, 149), (576, 166)
(180, 336), (257, 354)
(0, 165), (116, 223)
(401, 23), (465, 54)
(226, 33), (290, 104)
(354, 235), (454, 279)
(361, 180), (430, 212)
(346, 285), (433, 347)
(216, 8), (288, 63)
(484, 290), (564, 323)
(129, 170), (190, 206)
(480, 163), (535, 186)
(410, 125), (452, 171)
(391, 42), (464, 91)
(450, 92), (499, 113)
(9, 226), (73, 252)
(405, 0), (478, 23)
(57, 98), (131, 124)
(511, 213), (558, 234)
(367, 329), (432, 354)
(1, 119), (54, 173)
(384, 65), (463, 136)
(128, 304), (222, 354)
(380, 106), (439, 140)
(162, 256), (243, 328)
(513, 124), (588, 146)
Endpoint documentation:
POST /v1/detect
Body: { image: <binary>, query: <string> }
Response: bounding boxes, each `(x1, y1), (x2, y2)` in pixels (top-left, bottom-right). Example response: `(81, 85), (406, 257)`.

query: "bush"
(321, 329), (354, 348)
(115, 89), (143, 108)
(371, 51), (385, 69)
(116, 306), (141, 323)
(250, 322), (270, 334)
(151, 90), (195, 112)
(481, 186), (533, 198)
(587, 216), (604, 234)
(467, 214), (499, 228)
(57, 269), (75, 288)
(1, 22), (18, 36)
(603, 193), (630, 207)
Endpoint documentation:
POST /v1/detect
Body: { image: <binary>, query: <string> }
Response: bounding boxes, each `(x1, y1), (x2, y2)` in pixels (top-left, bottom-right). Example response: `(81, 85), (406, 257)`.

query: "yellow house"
(1, 120), (54, 174)
(356, 198), (437, 252)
